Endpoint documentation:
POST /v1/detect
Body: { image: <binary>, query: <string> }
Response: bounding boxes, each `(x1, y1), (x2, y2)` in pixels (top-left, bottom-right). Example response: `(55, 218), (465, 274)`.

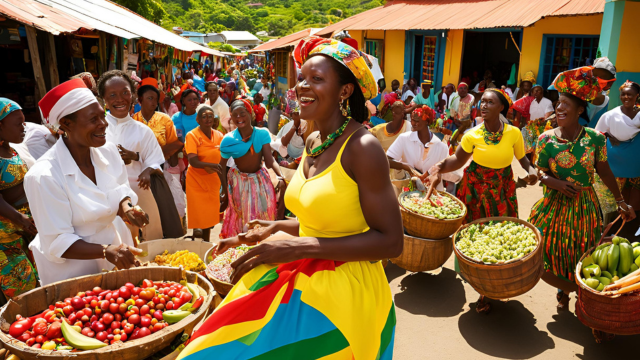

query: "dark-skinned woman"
(172, 89), (201, 140)
(100, 71), (166, 241)
(133, 79), (186, 224)
(177, 37), (402, 359)
(0, 99), (38, 301)
(595, 81), (640, 239)
(529, 70), (635, 310)
(428, 88), (538, 313)
(25, 79), (147, 285)
(218, 99), (284, 238)
(369, 100), (411, 152)
(185, 104), (224, 242)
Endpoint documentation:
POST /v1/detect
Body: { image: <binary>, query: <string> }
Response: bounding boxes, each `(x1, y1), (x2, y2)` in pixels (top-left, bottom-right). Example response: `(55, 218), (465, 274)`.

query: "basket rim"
(575, 241), (615, 296)
(452, 216), (542, 266)
(204, 247), (234, 287)
(398, 190), (467, 222)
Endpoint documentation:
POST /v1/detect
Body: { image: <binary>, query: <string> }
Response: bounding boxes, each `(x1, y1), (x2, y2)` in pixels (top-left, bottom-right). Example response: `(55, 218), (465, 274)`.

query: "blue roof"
(181, 31), (204, 37)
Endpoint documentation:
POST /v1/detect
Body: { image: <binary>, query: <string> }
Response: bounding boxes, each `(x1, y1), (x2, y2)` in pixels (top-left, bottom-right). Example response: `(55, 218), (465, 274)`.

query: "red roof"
(0, 0), (90, 34)
(250, 28), (322, 52)
(317, 0), (604, 35)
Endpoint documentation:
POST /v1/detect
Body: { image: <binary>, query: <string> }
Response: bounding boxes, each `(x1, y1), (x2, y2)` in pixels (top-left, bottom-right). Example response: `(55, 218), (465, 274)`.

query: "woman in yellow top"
(184, 104), (224, 242)
(176, 37), (402, 359)
(429, 89), (538, 313)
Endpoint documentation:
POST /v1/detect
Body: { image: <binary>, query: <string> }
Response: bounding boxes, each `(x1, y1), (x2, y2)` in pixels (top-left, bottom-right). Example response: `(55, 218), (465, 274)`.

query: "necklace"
(482, 121), (504, 145)
(566, 126), (584, 153)
(241, 128), (254, 142)
(384, 121), (404, 137)
(308, 117), (350, 157)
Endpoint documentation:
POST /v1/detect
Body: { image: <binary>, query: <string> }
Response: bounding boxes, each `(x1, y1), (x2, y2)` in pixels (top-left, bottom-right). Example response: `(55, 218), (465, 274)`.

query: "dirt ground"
(389, 185), (639, 359)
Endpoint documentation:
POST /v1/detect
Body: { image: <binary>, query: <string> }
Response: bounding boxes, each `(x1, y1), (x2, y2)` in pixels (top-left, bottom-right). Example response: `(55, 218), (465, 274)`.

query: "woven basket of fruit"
(453, 217), (543, 300)
(390, 234), (453, 272)
(0, 267), (213, 360)
(204, 246), (252, 297)
(575, 217), (640, 337)
(399, 190), (466, 239)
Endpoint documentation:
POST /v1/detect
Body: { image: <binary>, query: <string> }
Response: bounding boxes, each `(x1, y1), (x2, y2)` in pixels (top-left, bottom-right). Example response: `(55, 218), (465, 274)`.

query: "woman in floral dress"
(529, 68), (635, 311)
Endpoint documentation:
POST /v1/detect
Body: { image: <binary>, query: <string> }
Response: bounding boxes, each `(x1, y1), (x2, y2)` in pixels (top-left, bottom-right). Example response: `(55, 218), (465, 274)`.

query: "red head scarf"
(412, 105), (435, 124)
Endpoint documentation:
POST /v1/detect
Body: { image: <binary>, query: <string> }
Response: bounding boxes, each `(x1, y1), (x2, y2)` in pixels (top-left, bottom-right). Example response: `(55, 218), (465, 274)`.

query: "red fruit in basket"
(166, 301), (174, 310)
(142, 279), (154, 288)
(62, 305), (73, 316)
(26, 337), (36, 346)
(54, 301), (65, 309)
(111, 321), (121, 330)
(105, 293), (112, 301)
(132, 287), (141, 297)
(33, 321), (47, 336)
(90, 299), (98, 308)
(168, 289), (176, 298)
(107, 334), (114, 341)
(130, 306), (140, 315)
(74, 321), (83, 328)
(107, 327), (113, 335)
(84, 308), (93, 317)
(140, 316), (151, 328)
(114, 314), (122, 322)
(87, 330), (95, 338)
(128, 314), (140, 325)
(153, 310), (163, 321)
(96, 331), (108, 341)
(119, 286), (131, 299)
(155, 303), (165, 311)
(116, 297), (124, 305)
(100, 300), (110, 311)
(71, 297), (85, 310)
(19, 332), (31, 342)
(123, 323), (134, 334)
(85, 291), (94, 297)
(68, 313), (77, 323)
(90, 315), (98, 324)
(140, 305), (150, 316)
(81, 327), (91, 336)
(77, 292), (86, 298)
(138, 327), (151, 338)
(139, 289), (155, 301)
(109, 303), (119, 314)
(102, 312), (114, 325)
(120, 332), (127, 341)
(80, 315), (89, 323)
(153, 323), (164, 333)
(135, 299), (145, 308)
(118, 303), (128, 314)
(93, 287), (103, 293)
(47, 321), (62, 339)
(32, 343), (41, 349)
(35, 334), (45, 343)
(75, 310), (84, 319)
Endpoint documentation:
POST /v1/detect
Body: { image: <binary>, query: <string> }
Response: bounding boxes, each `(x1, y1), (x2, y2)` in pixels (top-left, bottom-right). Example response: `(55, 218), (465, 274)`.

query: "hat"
(552, 67), (602, 102)
(521, 71), (536, 84)
(594, 57), (616, 77)
(0, 98), (21, 122)
(39, 79), (98, 129)
(422, 80), (433, 86)
(412, 105), (435, 124)
(139, 77), (159, 89)
(294, 36), (378, 101)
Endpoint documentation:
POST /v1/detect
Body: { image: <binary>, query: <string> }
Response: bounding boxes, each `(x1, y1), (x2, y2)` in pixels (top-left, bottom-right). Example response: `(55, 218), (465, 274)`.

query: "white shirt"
(259, 83), (271, 99)
(386, 131), (461, 189)
(271, 120), (307, 159)
(401, 89), (416, 102)
(442, 92), (457, 111)
(22, 122), (58, 160)
(206, 96), (231, 130)
(24, 141), (137, 285)
(529, 97), (554, 120)
(587, 94), (609, 125)
(105, 113), (164, 183)
(505, 87), (519, 103)
(595, 106), (640, 142)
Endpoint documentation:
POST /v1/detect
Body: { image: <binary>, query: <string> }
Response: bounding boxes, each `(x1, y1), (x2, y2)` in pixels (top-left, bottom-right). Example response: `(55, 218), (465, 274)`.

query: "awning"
(0, 0), (224, 55)
(249, 28), (322, 52)
(316, 0), (604, 35)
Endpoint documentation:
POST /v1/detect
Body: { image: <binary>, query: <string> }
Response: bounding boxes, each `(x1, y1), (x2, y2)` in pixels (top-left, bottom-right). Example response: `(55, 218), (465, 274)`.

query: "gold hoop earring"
(339, 98), (350, 117)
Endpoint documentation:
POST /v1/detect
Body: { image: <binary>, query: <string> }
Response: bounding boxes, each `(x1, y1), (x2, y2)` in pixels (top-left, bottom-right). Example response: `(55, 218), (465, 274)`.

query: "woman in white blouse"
(387, 106), (461, 190)
(25, 79), (147, 286)
(99, 71), (166, 241)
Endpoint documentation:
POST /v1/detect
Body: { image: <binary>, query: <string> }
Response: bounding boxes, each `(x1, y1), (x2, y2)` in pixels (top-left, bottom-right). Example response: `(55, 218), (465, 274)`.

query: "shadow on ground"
(384, 262), (406, 284)
(392, 267), (466, 318)
(458, 300), (555, 359)
(547, 310), (640, 360)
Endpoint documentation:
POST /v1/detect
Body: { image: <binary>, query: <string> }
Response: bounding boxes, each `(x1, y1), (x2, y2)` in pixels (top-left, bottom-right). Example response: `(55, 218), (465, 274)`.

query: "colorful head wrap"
(0, 98), (21, 122)
(412, 105), (435, 124)
(485, 88), (513, 117)
(39, 79), (98, 129)
(458, 82), (469, 89)
(552, 67), (602, 102)
(521, 71), (536, 84)
(294, 36), (378, 101)
(230, 99), (255, 121)
(619, 80), (640, 93)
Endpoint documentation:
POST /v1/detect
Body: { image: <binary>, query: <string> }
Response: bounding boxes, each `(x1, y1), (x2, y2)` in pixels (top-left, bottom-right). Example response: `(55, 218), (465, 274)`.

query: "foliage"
(115, 0), (383, 37)
(208, 42), (237, 53)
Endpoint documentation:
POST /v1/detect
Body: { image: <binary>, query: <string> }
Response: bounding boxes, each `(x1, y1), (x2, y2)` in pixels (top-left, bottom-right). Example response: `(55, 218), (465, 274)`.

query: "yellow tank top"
(284, 131), (369, 238)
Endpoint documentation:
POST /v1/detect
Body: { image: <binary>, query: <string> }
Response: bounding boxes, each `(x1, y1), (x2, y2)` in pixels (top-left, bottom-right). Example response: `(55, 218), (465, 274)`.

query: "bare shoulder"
(343, 126), (388, 176)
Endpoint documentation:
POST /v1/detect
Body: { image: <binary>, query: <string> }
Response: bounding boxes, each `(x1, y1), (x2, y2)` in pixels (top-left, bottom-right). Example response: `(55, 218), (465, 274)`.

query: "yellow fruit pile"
(154, 250), (206, 272)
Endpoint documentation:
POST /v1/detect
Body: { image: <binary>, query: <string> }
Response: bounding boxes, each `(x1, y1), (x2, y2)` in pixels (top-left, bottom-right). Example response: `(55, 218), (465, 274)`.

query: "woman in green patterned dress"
(0, 98), (38, 304)
(529, 69), (635, 311)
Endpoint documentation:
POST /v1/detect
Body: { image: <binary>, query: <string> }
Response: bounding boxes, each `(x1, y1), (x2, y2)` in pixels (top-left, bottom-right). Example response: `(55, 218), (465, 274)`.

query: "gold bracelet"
(102, 244), (108, 259)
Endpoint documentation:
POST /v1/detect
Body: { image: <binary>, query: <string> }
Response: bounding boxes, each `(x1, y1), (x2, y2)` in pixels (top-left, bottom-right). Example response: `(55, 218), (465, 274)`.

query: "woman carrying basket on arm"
(528, 69), (635, 311)
(426, 88), (539, 313)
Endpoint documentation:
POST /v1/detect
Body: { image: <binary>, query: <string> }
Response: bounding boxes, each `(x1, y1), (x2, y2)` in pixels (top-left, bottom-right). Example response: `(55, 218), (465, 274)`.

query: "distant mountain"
(113, 0), (383, 37)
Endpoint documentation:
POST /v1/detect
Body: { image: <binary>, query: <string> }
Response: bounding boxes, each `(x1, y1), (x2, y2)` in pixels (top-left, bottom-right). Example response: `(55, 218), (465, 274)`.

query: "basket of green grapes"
(453, 217), (544, 299)
(399, 190), (466, 239)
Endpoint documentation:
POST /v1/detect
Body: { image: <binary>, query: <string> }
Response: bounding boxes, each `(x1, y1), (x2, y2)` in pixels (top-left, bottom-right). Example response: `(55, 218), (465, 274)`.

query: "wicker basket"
(0, 267), (213, 360)
(453, 217), (544, 300)
(204, 246), (234, 297)
(574, 216), (640, 335)
(399, 190), (466, 239)
(391, 234), (453, 272)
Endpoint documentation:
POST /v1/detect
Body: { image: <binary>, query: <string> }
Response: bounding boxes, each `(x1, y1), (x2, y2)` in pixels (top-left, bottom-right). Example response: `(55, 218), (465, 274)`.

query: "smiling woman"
(24, 79), (147, 286)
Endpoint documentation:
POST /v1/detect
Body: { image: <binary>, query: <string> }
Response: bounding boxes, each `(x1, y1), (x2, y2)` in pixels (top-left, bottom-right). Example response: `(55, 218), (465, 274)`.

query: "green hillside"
(114, 0), (383, 37)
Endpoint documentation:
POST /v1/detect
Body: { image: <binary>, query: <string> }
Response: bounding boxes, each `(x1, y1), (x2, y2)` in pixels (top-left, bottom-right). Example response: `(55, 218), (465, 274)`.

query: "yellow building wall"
(520, 14), (602, 82)
(616, 1), (640, 73)
(349, 30), (406, 85)
(442, 29), (464, 86)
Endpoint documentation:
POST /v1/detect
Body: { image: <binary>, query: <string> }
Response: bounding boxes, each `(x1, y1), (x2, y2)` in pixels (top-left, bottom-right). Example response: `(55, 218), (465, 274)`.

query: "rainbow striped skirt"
(178, 259), (395, 359)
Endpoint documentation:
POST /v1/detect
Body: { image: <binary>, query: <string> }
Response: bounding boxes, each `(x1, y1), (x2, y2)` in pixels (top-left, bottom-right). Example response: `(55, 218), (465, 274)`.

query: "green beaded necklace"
(308, 117), (350, 157)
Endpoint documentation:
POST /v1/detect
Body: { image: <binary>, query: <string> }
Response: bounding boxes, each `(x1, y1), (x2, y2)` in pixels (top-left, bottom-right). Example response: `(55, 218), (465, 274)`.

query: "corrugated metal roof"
(317, 0), (604, 35)
(250, 28), (322, 52)
(0, 0), (96, 35)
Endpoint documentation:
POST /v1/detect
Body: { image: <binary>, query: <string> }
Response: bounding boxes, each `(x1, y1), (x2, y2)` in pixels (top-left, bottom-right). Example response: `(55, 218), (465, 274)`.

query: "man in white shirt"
(529, 85), (554, 120)
(204, 82), (230, 132)
(258, 77), (271, 102)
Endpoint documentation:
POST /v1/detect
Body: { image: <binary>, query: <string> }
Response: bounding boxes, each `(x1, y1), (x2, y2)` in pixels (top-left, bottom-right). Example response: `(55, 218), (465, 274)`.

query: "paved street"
(389, 185), (639, 359)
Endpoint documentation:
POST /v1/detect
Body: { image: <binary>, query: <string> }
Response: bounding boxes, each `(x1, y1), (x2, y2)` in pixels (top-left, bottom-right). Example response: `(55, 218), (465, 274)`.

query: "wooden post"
(45, 33), (59, 88)
(99, 32), (107, 74)
(25, 26), (46, 102)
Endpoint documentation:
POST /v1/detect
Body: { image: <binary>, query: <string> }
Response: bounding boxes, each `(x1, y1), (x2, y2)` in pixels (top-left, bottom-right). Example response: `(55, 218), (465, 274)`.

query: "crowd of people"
(0, 31), (638, 355)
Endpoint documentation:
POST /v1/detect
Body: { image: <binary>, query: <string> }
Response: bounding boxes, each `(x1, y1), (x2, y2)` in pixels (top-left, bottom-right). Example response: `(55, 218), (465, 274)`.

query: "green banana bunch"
(595, 245), (610, 270)
(608, 243), (620, 274)
(582, 264), (601, 279)
(601, 270), (613, 280)
(163, 310), (191, 324)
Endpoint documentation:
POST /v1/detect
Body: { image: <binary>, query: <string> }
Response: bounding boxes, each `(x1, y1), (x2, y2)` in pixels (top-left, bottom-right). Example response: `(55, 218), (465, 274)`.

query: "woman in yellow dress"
(177, 37), (402, 359)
